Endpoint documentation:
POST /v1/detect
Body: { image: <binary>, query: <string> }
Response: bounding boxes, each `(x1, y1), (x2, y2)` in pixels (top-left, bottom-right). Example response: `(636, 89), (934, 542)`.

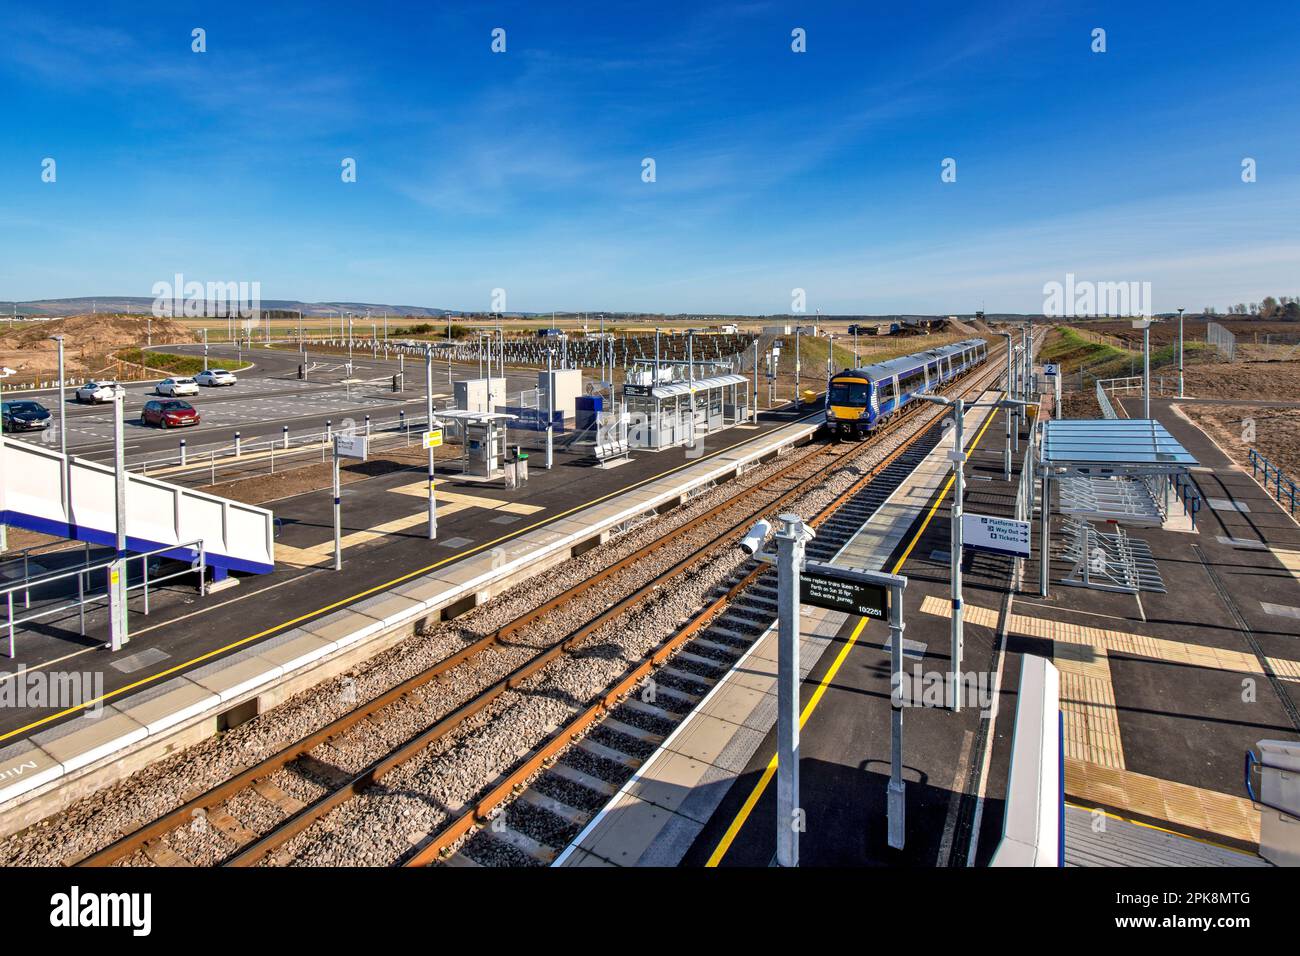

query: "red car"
(142, 399), (200, 428)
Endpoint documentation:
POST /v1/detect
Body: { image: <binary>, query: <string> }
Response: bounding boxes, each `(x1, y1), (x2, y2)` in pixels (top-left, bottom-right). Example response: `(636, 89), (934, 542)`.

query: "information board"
(800, 571), (888, 619)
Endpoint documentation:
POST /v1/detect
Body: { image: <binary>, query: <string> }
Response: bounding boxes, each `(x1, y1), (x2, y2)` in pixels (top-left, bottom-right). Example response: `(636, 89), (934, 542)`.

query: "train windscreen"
(829, 382), (870, 405)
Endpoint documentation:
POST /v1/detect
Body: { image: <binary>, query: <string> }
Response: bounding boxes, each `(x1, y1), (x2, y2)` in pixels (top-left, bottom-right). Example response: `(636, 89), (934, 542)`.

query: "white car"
(195, 368), (238, 387)
(157, 377), (200, 397)
(75, 380), (124, 404)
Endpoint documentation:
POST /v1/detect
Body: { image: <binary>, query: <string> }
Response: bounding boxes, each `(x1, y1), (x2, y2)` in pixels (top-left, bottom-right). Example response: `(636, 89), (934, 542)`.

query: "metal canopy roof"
(1040, 419), (1198, 477)
(646, 373), (748, 400)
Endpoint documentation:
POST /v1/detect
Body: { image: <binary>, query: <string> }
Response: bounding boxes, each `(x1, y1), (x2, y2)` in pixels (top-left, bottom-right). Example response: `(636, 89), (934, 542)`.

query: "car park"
(142, 399), (200, 428)
(195, 368), (238, 387)
(74, 380), (124, 404)
(1, 400), (52, 432)
(157, 377), (200, 396)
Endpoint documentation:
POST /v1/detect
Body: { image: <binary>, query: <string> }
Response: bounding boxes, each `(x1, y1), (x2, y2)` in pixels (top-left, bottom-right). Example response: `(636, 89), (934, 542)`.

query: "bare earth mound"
(0, 313), (195, 380)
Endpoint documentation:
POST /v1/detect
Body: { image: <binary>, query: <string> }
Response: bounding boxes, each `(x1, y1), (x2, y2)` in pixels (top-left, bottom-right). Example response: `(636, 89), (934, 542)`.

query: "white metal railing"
(1, 539), (206, 657)
(126, 401), (458, 484)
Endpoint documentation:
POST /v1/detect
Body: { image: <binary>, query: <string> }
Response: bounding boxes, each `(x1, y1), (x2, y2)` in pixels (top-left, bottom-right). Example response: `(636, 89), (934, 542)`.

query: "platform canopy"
(1039, 419), (1197, 478)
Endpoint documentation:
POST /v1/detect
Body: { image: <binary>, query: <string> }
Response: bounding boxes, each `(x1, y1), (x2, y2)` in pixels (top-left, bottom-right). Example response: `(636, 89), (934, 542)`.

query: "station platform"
(559, 383), (1298, 868)
(560, 387), (1034, 866)
(1044, 394), (1300, 852)
(0, 403), (824, 834)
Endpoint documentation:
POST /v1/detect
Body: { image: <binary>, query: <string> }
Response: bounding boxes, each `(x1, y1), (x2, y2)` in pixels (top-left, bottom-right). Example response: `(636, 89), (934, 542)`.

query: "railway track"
(69, 349), (1007, 868)
(433, 362), (1005, 867)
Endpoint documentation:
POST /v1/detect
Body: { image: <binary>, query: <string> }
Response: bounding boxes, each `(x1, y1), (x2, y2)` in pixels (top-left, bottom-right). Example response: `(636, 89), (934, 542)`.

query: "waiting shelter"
(1037, 419), (1198, 595)
(622, 373), (750, 451)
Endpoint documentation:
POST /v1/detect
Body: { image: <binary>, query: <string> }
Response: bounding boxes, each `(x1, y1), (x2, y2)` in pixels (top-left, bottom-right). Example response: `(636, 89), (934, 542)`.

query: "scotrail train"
(826, 338), (988, 438)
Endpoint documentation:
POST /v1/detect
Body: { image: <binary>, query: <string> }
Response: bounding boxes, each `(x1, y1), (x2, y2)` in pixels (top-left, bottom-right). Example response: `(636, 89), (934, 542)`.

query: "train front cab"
(826, 375), (874, 440)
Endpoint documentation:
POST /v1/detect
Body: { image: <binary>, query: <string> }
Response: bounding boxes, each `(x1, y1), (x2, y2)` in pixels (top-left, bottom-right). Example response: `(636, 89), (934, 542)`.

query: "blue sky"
(1, 0), (1297, 314)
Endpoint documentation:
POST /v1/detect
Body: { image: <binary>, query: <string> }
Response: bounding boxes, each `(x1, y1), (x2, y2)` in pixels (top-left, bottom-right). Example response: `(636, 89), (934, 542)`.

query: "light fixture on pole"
(51, 335), (68, 514)
(1132, 318), (1152, 418)
(109, 390), (129, 651)
(1176, 307), (1185, 398)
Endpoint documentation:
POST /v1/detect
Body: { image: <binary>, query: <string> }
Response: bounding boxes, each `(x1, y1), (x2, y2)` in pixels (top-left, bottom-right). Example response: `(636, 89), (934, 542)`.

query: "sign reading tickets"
(334, 434), (368, 460)
(799, 571), (888, 620)
(423, 428), (443, 449)
(961, 512), (1031, 558)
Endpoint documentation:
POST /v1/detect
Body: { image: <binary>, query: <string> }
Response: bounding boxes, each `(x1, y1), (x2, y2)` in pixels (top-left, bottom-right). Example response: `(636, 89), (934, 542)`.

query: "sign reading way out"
(961, 512), (1031, 558)
(800, 571), (888, 620)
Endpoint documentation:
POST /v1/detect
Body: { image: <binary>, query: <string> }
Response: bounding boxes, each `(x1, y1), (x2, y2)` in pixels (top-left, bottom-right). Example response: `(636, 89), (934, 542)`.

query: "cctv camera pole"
(202, 328), (208, 363)
(752, 338), (759, 423)
(425, 344), (437, 539)
(1176, 307), (1185, 398)
(109, 391), (129, 650)
(775, 512), (810, 867)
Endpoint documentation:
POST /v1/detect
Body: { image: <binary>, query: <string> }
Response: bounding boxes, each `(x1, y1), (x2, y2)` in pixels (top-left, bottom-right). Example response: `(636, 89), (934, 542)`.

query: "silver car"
(195, 368), (238, 387)
(157, 377), (200, 397)
(75, 380), (124, 404)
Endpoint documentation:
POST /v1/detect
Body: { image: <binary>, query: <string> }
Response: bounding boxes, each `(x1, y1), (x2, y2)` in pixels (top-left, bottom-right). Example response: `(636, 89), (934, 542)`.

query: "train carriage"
(826, 338), (987, 439)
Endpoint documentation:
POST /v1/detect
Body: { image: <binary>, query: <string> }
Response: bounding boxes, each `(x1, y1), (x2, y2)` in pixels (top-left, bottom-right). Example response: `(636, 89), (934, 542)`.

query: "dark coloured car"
(142, 399), (200, 428)
(1, 400), (52, 432)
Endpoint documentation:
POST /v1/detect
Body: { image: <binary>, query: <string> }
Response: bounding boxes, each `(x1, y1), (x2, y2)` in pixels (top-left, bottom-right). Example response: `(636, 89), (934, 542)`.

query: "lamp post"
(1132, 318), (1152, 418)
(109, 390), (129, 650)
(920, 392), (1029, 707)
(51, 335), (68, 513)
(999, 332), (1013, 480)
(1176, 307), (1185, 398)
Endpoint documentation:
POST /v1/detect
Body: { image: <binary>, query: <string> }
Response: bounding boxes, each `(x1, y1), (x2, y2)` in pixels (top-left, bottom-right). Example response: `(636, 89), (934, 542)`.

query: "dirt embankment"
(0, 314), (195, 381)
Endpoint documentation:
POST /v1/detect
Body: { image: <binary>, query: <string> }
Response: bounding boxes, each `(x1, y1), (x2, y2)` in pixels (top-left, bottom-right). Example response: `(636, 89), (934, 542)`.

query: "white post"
(1001, 333), (1013, 481)
(775, 513), (807, 867)
(1177, 307), (1185, 399)
(109, 391), (129, 650)
(546, 348), (554, 470)
(950, 399), (966, 710)
(752, 338), (759, 423)
(53, 335), (68, 515)
(887, 577), (907, 849)
(426, 345), (437, 539)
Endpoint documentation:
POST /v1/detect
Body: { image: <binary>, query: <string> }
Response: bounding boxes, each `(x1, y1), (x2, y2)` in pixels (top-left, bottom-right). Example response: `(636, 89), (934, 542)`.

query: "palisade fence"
(292, 333), (755, 372)
(1207, 322), (1236, 361)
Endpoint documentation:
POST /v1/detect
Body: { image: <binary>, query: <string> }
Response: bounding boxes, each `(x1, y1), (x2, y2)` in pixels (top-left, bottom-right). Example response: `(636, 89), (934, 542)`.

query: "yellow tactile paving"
(1268, 657), (1300, 682)
(1060, 670), (1125, 769)
(273, 483), (545, 567)
(389, 481), (544, 515)
(1066, 758), (1260, 844)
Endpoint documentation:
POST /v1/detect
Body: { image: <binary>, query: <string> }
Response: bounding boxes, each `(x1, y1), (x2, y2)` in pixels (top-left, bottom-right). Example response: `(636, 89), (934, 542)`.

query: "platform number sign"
(799, 571), (888, 619)
(1044, 363), (1059, 376)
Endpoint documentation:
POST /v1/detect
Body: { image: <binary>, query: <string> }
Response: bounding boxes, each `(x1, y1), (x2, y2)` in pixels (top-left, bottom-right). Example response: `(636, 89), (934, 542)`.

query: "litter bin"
(297, 363), (305, 380)
(392, 372), (404, 392)
(515, 447), (528, 484)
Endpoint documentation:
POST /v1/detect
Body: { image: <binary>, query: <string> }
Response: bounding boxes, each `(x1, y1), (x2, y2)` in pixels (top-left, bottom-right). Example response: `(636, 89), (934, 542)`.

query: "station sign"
(1043, 363), (1060, 376)
(334, 434), (368, 460)
(799, 570), (888, 620)
(422, 428), (443, 449)
(961, 512), (1030, 558)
